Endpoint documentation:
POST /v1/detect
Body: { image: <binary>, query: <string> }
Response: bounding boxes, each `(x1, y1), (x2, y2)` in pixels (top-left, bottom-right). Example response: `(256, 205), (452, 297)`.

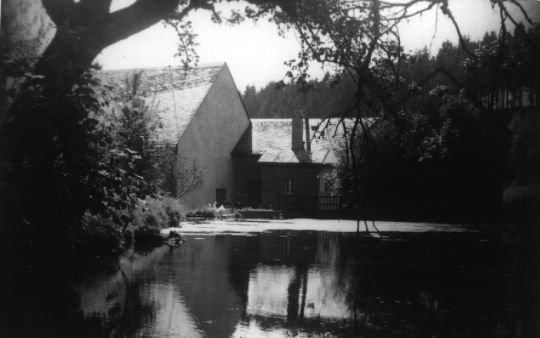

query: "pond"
(1, 223), (539, 337)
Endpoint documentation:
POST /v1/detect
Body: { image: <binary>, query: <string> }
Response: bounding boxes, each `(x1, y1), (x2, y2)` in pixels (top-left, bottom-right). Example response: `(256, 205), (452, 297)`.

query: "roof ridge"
(99, 62), (225, 74)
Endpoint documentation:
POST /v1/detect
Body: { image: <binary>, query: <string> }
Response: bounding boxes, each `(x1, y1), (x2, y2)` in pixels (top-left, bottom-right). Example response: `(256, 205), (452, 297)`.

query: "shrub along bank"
(0, 68), (187, 261)
(73, 196), (186, 256)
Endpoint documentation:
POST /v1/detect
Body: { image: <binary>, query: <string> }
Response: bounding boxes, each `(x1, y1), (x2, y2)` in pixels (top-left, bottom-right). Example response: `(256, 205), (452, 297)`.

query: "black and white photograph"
(1, 0), (539, 337)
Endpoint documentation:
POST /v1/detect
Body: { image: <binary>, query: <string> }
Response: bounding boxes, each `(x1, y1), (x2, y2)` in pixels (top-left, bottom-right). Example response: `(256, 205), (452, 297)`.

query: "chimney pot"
(292, 114), (303, 151)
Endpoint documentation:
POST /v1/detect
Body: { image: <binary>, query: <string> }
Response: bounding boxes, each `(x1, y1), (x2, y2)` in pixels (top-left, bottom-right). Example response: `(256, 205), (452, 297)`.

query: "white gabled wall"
(176, 64), (250, 209)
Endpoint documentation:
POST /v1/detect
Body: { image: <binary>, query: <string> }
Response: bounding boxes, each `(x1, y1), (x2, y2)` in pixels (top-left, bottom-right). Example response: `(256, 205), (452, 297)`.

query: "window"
(284, 178), (294, 194)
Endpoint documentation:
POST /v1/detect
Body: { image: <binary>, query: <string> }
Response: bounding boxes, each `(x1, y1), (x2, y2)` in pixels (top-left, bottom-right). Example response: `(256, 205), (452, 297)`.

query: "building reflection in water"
(233, 232), (358, 337)
(71, 232), (358, 337)
(244, 243), (352, 321)
(246, 265), (294, 318)
(242, 264), (354, 333)
(7, 229), (534, 337)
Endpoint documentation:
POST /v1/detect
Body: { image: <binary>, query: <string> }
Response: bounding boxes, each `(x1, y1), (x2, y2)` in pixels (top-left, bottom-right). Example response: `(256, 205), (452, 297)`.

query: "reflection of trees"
(108, 272), (157, 338)
(330, 232), (540, 338)
(4, 231), (536, 337)
(76, 247), (174, 337)
(226, 230), (540, 337)
(10, 246), (176, 337)
(286, 264), (308, 323)
(1, 264), (90, 337)
(75, 247), (168, 315)
(0, 248), (162, 337)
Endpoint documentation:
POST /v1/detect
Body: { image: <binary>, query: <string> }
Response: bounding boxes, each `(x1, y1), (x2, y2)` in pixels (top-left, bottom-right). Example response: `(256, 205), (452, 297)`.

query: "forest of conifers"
(243, 31), (532, 119)
(243, 31), (539, 222)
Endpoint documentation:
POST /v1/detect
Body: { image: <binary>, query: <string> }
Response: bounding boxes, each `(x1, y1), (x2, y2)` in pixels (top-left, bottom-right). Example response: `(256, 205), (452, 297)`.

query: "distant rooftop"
(250, 118), (352, 165)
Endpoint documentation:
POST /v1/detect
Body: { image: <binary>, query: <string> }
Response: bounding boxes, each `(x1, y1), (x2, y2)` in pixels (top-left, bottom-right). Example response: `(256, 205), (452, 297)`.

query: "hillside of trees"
(243, 74), (357, 118)
(243, 29), (539, 223)
(243, 30), (536, 119)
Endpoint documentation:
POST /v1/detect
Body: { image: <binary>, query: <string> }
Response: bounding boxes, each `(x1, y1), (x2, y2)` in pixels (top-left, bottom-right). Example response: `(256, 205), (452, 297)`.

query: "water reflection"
(2, 229), (538, 337)
(72, 246), (204, 337)
(246, 265), (295, 318)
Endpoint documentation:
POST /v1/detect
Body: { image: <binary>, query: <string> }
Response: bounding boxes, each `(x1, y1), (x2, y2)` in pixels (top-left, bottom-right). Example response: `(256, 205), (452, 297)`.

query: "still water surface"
(4, 228), (539, 337)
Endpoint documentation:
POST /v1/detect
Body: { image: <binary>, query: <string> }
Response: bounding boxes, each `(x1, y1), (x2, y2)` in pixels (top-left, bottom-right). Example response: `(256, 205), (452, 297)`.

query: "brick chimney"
(292, 113), (304, 151)
(304, 117), (311, 154)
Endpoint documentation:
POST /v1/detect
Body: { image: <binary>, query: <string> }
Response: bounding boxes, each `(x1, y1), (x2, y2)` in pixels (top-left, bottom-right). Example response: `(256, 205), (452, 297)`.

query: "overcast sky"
(97, 0), (540, 90)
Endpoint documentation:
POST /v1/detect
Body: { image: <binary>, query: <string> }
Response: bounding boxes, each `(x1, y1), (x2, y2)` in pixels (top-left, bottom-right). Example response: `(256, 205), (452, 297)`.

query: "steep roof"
(250, 118), (351, 165)
(100, 63), (224, 147)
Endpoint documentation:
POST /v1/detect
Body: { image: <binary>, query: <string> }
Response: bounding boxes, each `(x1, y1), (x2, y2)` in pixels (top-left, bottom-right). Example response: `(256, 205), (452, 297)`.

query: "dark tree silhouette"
(0, 0), (537, 252)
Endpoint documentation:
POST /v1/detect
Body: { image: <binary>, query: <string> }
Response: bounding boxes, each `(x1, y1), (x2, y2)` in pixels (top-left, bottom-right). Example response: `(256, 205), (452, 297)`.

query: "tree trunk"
(0, 0), (187, 256)
(33, 28), (103, 91)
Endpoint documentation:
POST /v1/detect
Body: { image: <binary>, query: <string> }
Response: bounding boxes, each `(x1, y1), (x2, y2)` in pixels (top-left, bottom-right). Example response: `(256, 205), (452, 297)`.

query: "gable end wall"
(176, 65), (250, 208)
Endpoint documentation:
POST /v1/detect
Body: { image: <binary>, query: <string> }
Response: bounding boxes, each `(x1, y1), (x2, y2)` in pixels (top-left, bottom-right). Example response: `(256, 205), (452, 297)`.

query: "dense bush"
(338, 91), (509, 222)
(161, 196), (185, 227)
(186, 205), (218, 219)
(74, 213), (123, 255)
(133, 196), (185, 228)
(509, 111), (540, 185)
(0, 70), (136, 254)
(327, 31), (539, 223)
(133, 225), (164, 247)
(0, 67), (188, 255)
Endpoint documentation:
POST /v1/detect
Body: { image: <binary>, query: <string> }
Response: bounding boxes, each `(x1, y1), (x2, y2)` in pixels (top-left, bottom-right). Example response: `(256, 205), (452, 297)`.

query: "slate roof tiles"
(100, 64), (223, 147)
(250, 118), (352, 165)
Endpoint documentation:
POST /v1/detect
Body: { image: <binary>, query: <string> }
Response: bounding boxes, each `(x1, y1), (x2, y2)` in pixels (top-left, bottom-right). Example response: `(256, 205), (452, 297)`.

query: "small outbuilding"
(233, 117), (346, 214)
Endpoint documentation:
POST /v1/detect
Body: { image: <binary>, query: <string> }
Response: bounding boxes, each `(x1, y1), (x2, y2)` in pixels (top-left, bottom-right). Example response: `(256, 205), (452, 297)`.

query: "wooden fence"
(279, 194), (344, 217)
(481, 87), (538, 112)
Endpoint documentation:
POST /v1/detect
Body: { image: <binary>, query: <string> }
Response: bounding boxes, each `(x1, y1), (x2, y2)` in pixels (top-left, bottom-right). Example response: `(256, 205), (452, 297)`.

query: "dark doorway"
(247, 179), (261, 208)
(216, 188), (227, 206)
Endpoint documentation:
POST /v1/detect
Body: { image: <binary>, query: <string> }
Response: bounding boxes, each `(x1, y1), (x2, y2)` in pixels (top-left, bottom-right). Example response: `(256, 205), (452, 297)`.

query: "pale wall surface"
(177, 65), (250, 209)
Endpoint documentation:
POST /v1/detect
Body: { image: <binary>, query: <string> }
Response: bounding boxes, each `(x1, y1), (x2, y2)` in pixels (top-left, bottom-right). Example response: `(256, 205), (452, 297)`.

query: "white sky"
(97, 0), (540, 90)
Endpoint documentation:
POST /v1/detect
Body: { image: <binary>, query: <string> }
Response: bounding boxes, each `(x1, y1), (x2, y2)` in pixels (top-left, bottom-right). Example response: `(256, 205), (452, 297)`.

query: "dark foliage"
(0, 68), (170, 258)
(133, 196), (186, 229)
(74, 213), (123, 255)
(339, 91), (510, 222)
(252, 29), (538, 223)
(133, 226), (164, 247)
